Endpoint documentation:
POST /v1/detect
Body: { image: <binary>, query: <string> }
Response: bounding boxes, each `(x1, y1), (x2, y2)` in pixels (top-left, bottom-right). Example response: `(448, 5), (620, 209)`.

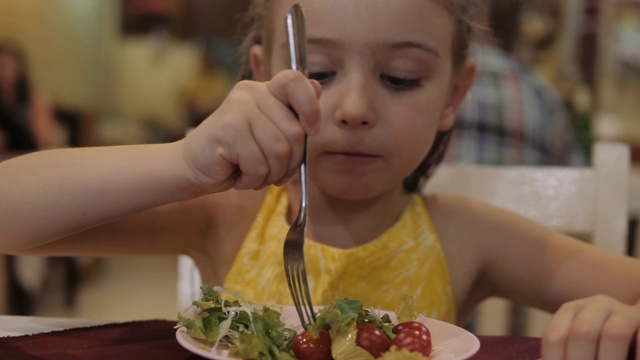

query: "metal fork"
(282, 3), (316, 330)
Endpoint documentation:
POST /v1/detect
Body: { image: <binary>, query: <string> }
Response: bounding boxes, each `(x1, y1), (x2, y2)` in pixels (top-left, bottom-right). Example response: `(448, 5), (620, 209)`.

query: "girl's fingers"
(247, 113), (297, 188)
(596, 313), (638, 360)
(251, 86), (307, 183)
(542, 302), (578, 360)
(266, 70), (322, 135)
(542, 296), (640, 360)
(231, 127), (270, 190)
(563, 303), (609, 360)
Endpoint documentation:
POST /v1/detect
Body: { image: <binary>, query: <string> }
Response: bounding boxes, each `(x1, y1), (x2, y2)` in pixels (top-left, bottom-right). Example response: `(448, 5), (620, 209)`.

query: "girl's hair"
(235, 0), (476, 193)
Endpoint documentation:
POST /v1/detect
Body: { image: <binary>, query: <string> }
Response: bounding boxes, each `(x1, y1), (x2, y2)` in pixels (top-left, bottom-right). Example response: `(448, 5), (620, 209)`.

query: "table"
(0, 316), (542, 359)
(0, 315), (107, 337)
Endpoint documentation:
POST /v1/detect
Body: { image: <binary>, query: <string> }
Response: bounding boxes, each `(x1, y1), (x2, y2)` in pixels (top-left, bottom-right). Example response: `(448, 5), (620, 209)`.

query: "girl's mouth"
(326, 151), (379, 158)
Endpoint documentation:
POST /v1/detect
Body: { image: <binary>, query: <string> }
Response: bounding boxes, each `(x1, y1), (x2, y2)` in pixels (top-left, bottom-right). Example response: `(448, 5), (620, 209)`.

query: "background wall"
(0, 0), (116, 111)
(0, 0), (244, 145)
(597, 0), (640, 148)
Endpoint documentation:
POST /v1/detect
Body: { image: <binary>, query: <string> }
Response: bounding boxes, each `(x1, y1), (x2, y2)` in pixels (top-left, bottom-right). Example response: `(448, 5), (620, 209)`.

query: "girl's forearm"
(0, 141), (198, 252)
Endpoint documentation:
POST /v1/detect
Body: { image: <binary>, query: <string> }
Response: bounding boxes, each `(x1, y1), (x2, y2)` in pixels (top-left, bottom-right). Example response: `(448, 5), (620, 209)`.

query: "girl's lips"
(322, 151), (382, 166)
(325, 151), (379, 158)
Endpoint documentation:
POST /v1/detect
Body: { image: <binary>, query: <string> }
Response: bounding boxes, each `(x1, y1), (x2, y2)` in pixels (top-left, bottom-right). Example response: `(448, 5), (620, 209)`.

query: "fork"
(282, 3), (316, 330)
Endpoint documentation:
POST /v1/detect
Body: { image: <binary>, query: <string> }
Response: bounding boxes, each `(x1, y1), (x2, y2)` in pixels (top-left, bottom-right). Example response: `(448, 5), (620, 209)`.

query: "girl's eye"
(380, 74), (422, 90)
(308, 71), (335, 84)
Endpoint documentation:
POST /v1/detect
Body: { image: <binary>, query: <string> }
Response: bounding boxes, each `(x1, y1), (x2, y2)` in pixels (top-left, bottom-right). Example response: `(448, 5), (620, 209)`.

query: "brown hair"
(235, 0), (476, 193)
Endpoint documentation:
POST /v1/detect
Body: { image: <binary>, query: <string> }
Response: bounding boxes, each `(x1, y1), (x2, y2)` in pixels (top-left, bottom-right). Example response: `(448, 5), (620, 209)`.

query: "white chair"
(0, 255), (6, 314)
(177, 255), (202, 312)
(630, 167), (640, 257)
(423, 141), (631, 336)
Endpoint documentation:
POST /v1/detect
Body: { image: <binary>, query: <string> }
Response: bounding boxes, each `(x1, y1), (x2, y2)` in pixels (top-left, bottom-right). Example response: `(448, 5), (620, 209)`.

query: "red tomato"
(355, 323), (391, 358)
(392, 321), (431, 336)
(291, 329), (333, 360)
(390, 329), (432, 357)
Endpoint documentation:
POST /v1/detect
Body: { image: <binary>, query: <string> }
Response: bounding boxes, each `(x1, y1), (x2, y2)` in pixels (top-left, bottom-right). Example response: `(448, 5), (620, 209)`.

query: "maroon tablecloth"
(0, 319), (541, 359)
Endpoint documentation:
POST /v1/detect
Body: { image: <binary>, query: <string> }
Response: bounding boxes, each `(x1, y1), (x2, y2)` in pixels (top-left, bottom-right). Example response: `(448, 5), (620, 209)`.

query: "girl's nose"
(333, 76), (376, 128)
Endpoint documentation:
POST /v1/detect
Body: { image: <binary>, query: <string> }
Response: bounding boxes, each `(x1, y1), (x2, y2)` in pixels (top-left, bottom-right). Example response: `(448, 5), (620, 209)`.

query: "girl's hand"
(180, 70), (322, 194)
(541, 295), (640, 359)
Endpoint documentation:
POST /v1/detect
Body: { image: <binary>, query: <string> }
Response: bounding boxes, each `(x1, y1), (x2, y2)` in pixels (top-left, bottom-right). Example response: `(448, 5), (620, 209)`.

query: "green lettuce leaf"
(395, 293), (419, 323)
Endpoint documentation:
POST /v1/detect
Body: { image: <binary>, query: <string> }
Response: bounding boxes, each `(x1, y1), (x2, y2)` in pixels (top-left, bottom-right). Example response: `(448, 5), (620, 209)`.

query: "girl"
(0, 1), (638, 359)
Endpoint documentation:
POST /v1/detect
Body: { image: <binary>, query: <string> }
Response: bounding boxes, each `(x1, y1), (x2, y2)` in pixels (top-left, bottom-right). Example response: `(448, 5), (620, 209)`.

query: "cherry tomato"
(291, 329), (333, 360)
(392, 321), (431, 337)
(355, 323), (391, 358)
(390, 329), (432, 357)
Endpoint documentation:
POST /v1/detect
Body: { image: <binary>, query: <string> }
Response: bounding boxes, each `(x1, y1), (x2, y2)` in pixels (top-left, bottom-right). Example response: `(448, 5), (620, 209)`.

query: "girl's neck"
(285, 182), (412, 249)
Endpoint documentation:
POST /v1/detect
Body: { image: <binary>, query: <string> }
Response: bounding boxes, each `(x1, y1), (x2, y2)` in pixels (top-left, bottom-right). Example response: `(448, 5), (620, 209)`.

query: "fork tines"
(283, 217), (316, 330)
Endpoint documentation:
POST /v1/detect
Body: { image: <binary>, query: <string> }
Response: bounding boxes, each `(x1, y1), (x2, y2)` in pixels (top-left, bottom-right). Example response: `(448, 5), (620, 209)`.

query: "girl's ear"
(438, 60), (477, 131)
(249, 44), (270, 81)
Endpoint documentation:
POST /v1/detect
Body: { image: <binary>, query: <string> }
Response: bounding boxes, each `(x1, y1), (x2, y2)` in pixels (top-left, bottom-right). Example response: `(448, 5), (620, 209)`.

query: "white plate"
(176, 306), (480, 360)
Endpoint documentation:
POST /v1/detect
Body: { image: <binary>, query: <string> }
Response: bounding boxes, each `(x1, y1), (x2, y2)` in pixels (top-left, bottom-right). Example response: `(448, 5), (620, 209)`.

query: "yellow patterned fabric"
(223, 186), (456, 323)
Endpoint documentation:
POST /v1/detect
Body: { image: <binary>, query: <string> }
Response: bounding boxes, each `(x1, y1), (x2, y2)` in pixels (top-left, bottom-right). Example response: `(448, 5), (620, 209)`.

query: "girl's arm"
(0, 142), (201, 253)
(0, 70), (321, 256)
(431, 194), (640, 311)
(431, 194), (640, 359)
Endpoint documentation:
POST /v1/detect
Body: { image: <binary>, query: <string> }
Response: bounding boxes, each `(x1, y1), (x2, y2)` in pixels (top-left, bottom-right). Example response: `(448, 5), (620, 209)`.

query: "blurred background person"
(445, 0), (588, 166)
(0, 40), (57, 152)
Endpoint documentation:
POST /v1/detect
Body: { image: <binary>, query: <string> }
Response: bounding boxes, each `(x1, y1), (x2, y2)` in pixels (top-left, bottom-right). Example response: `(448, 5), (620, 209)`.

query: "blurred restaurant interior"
(1, 0), (640, 335)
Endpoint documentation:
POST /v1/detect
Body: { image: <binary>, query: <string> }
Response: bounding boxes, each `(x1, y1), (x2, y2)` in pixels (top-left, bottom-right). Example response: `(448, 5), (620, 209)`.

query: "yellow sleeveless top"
(223, 186), (456, 323)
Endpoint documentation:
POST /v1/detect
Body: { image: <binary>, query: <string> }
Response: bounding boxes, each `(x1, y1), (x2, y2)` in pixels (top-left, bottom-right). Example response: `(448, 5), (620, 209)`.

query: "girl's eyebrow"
(306, 37), (340, 49)
(388, 41), (441, 58)
(278, 37), (339, 56)
(275, 37), (340, 52)
(280, 38), (440, 58)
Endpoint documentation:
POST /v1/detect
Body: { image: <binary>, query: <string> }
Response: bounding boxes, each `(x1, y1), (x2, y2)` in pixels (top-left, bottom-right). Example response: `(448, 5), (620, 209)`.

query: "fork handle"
(286, 4), (308, 227)
(286, 4), (306, 74)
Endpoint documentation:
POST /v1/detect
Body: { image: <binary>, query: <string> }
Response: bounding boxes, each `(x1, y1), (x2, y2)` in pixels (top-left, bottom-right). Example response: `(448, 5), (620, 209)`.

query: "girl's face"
(252, 0), (475, 200)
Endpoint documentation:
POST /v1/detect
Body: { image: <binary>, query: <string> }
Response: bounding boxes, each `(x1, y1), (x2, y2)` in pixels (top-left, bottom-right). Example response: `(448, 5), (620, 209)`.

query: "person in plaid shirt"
(446, 0), (587, 166)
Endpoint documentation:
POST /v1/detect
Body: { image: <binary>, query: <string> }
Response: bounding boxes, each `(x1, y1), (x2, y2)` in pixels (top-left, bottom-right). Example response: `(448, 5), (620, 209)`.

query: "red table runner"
(0, 319), (541, 359)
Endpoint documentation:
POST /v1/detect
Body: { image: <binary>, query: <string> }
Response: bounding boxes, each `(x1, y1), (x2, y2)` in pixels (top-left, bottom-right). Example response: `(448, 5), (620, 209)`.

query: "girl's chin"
(314, 180), (401, 202)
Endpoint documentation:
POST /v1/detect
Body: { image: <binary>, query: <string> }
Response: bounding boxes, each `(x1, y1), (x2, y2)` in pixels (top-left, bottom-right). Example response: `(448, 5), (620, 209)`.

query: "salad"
(176, 285), (433, 360)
